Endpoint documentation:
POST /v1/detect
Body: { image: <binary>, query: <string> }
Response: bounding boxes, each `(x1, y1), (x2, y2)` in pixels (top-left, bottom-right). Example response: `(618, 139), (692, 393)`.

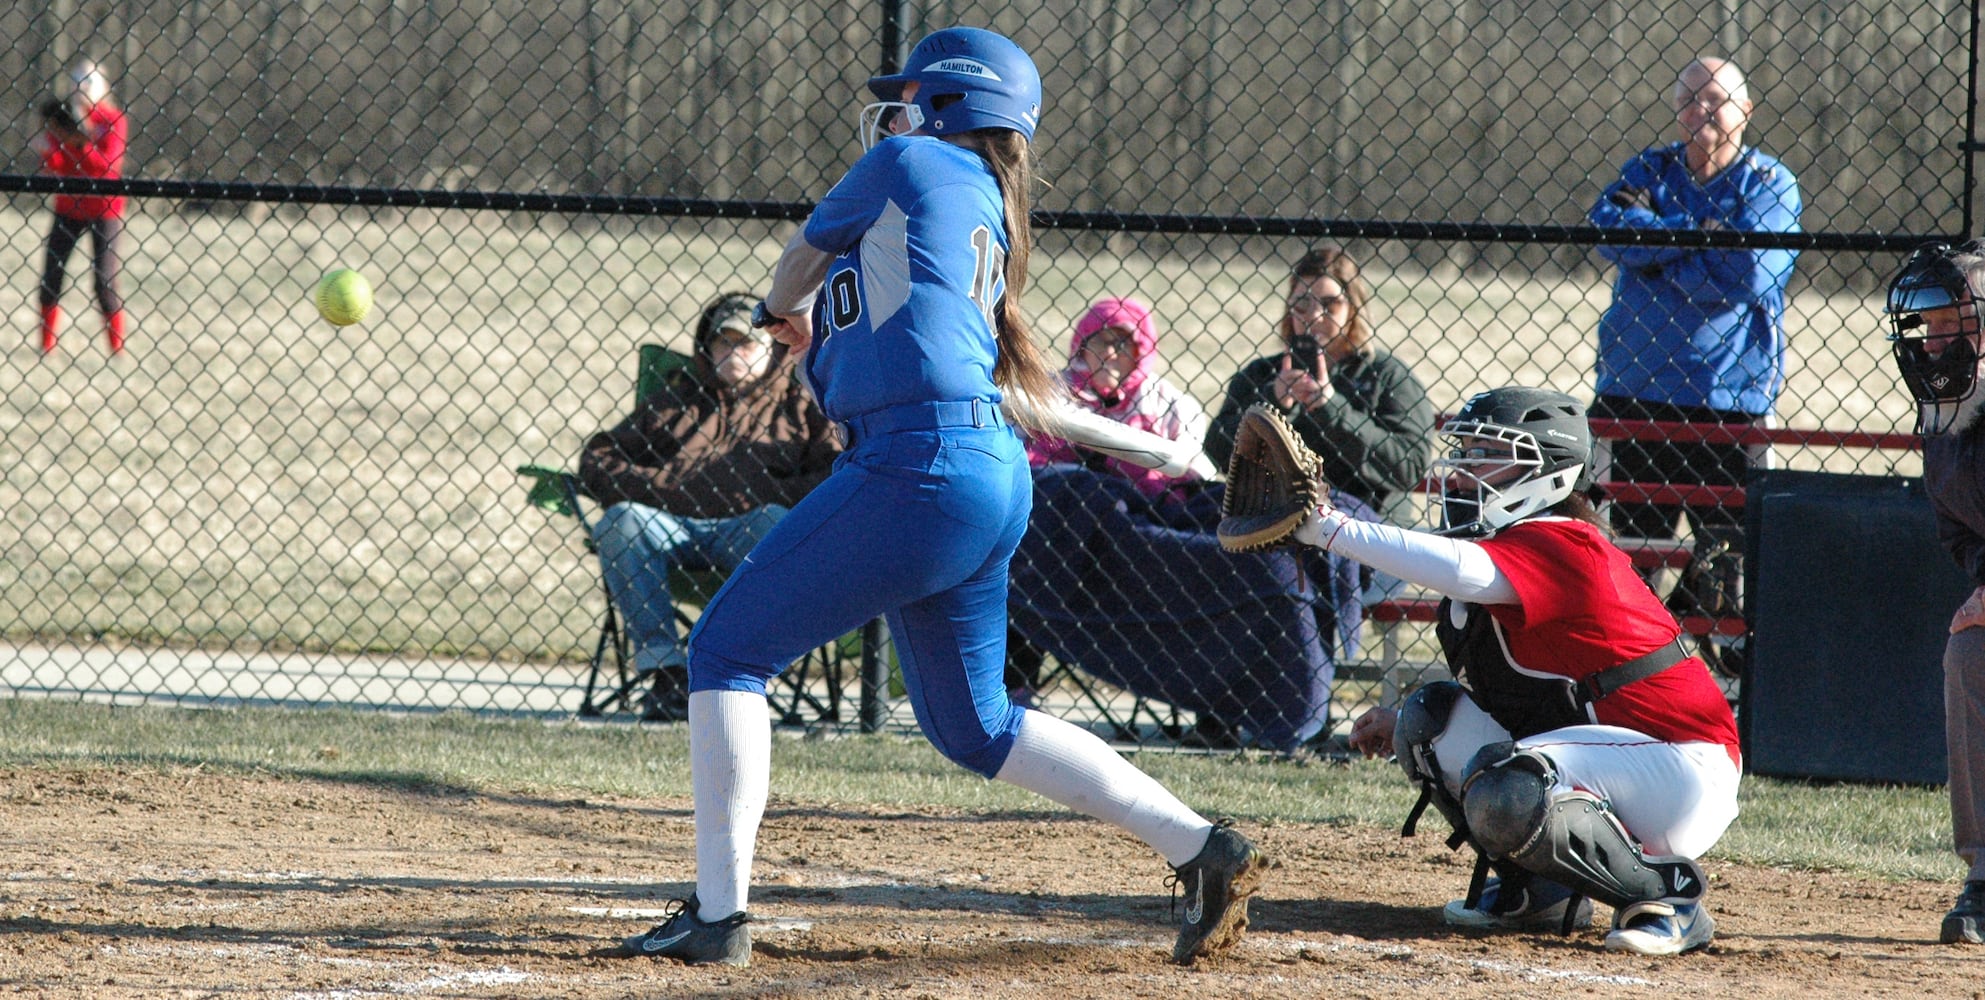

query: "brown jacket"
(578, 353), (840, 518)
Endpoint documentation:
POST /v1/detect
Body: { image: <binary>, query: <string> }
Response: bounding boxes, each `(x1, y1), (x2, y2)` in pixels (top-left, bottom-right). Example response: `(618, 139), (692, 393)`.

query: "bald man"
(1586, 57), (1802, 643)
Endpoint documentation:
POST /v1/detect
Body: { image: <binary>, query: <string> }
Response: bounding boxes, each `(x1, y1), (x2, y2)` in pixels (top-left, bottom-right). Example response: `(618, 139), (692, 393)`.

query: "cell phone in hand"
(1289, 333), (1321, 372)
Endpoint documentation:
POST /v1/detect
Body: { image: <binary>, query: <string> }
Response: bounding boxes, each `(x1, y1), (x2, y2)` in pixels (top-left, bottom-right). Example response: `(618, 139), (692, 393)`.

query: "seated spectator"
(576, 292), (841, 720)
(1009, 464), (1374, 752)
(1012, 296), (1213, 705)
(1026, 296), (1212, 505)
(1009, 293), (1374, 749)
(1204, 245), (1435, 602)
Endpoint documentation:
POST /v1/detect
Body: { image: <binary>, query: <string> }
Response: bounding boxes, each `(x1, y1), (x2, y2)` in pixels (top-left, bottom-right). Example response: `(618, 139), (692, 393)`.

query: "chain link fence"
(0, 0), (1972, 748)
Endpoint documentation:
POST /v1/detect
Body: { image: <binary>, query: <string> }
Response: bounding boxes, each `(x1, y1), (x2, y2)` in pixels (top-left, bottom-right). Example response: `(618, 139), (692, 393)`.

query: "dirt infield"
(2, 767), (1980, 999)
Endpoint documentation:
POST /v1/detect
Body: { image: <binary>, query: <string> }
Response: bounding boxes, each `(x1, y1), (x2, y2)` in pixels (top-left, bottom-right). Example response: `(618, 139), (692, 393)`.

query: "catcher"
(1220, 390), (1741, 956)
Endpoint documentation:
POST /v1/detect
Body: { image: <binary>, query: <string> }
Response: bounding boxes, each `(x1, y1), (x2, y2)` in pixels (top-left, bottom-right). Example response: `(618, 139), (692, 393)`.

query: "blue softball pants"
(686, 402), (1032, 778)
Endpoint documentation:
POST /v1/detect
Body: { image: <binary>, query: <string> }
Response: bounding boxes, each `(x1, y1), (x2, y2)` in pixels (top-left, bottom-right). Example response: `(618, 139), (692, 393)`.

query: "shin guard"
(1462, 747), (1705, 911)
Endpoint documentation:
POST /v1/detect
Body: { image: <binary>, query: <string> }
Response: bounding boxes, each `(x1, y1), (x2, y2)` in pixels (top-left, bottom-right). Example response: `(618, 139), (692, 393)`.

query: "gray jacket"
(1926, 427), (1985, 585)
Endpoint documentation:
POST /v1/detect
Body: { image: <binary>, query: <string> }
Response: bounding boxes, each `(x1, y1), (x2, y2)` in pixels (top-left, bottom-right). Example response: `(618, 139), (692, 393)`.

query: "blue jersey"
(798, 136), (1008, 422)
(1588, 142), (1802, 416)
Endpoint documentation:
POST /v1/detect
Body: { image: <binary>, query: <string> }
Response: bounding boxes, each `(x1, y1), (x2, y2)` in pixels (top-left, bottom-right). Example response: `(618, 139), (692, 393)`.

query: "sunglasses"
(1080, 329), (1138, 357)
(1288, 293), (1347, 314)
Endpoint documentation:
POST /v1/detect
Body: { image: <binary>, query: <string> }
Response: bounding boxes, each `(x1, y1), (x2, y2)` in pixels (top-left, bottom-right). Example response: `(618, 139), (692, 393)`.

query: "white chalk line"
(10, 865), (667, 890)
(284, 966), (531, 1000)
(1257, 935), (1658, 987)
(93, 945), (529, 999)
(32, 863), (1649, 988)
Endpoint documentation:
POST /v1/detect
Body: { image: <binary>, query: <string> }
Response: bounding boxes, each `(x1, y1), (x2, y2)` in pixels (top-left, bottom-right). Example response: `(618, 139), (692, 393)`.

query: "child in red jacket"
(34, 60), (129, 354)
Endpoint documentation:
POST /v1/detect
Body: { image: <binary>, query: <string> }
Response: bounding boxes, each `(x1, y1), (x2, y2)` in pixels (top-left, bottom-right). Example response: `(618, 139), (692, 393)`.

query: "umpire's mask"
(1887, 241), (1985, 435)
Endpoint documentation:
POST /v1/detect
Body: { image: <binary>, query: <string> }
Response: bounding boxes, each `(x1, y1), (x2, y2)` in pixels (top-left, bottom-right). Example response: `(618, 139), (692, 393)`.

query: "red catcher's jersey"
(1477, 517), (1741, 762)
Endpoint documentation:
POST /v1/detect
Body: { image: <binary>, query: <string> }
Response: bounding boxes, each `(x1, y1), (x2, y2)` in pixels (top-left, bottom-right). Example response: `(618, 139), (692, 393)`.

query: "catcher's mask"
(1431, 387), (1592, 537)
(1886, 240), (1985, 435)
(860, 26), (1041, 150)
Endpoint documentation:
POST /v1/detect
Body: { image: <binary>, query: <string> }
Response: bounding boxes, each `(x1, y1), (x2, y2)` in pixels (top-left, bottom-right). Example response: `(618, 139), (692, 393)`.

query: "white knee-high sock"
(993, 709), (1213, 866)
(689, 689), (772, 919)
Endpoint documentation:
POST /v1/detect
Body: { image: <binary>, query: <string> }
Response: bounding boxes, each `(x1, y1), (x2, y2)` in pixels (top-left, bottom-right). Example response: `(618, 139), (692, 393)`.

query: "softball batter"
(613, 26), (1266, 968)
(1311, 386), (1740, 955)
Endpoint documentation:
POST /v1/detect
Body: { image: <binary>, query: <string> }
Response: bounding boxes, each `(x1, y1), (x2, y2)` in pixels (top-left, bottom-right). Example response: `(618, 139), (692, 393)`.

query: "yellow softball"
(314, 269), (373, 327)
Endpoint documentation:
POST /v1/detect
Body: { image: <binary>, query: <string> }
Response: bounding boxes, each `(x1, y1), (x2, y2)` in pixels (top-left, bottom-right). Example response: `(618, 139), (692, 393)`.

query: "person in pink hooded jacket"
(1011, 294), (1371, 749)
(1025, 296), (1210, 504)
(1011, 296), (1214, 709)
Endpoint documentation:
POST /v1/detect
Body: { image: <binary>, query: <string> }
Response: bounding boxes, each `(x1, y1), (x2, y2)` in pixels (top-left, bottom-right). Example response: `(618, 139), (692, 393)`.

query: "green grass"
(0, 201), (1923, 676)
(0, 204), (1932, 745)
(0, 698), (1961, 883)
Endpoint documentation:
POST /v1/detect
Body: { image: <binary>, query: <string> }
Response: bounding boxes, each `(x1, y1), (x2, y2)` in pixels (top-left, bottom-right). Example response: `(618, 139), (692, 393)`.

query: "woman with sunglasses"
(1204, 245), (1434, 534)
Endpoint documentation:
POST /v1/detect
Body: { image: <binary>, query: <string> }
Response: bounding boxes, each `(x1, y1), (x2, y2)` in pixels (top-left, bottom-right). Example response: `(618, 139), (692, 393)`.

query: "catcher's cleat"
(616, 894), (751, 966)
(1603, 898), (1715, 956)
(1167, 820), (1270, 965)
(1941, 880), (1985, 944)
(1443, 876), (1593, 932)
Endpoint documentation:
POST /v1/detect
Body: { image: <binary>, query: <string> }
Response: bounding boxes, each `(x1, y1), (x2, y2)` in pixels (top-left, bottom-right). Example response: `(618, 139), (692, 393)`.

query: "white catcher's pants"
(1427, 695), (1741, 860)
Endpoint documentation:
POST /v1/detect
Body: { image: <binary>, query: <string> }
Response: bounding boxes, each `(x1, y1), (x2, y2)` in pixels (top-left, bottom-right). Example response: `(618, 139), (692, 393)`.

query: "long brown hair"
(1282, 245), (1376, 356)
(1546, 491), (1609, 532)
(955, 128), (1058, 425)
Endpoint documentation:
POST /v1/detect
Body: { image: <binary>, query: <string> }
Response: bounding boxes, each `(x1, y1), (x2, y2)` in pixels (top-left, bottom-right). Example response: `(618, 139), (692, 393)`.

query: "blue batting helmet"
(866, 27), (1042, 140)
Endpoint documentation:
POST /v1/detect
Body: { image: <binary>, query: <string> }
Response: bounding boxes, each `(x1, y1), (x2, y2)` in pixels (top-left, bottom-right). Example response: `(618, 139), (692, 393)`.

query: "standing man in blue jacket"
(1587, 56), (1801, 643)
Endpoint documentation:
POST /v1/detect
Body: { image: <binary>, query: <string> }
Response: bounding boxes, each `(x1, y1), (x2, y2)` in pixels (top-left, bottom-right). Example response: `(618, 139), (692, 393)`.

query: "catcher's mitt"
(1217, 404), (1325, 553)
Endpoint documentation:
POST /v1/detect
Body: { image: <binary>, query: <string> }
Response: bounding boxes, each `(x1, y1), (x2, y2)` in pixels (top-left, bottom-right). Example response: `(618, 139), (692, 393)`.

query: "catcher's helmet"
(1885, 240), (1985, 435)
(1431, 387), (1592, 537)
(860, 27), (1041, 149)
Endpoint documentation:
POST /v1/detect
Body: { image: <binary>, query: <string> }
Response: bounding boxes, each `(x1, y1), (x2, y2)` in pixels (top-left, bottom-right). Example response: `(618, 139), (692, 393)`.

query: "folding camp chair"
(519, 343), (892, 729)
(516, 463), (648, 717)
(1005, 626), (1183, 743)
(1008, 467), (1352, 751)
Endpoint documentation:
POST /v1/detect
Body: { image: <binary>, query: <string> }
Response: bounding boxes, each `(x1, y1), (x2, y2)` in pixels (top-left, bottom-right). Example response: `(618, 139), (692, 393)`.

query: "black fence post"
(1965, 0), (1982, 234)
(856, 0), (913, 735)
(880, 0), (910, 74)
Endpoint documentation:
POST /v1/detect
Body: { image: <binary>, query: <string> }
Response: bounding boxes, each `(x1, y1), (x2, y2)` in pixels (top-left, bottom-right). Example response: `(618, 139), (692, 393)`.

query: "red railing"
(1365, 416), (1918, 690)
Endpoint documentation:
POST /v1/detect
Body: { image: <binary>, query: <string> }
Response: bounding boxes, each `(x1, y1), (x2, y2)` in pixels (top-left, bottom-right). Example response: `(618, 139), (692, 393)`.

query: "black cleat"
(616, 894), (751, 966)
(1942, 880), (1985, 945)
(1167, 821), (1270, 965)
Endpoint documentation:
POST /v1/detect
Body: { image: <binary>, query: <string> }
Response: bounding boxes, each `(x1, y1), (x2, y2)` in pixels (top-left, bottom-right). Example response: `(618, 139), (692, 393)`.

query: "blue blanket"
(1008, 467), (1369, 750)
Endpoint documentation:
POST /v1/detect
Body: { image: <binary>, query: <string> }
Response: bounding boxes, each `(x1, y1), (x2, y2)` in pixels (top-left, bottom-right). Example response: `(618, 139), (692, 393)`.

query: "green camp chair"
(519, 342), (891, 729)
(517, 462), (644, 716)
